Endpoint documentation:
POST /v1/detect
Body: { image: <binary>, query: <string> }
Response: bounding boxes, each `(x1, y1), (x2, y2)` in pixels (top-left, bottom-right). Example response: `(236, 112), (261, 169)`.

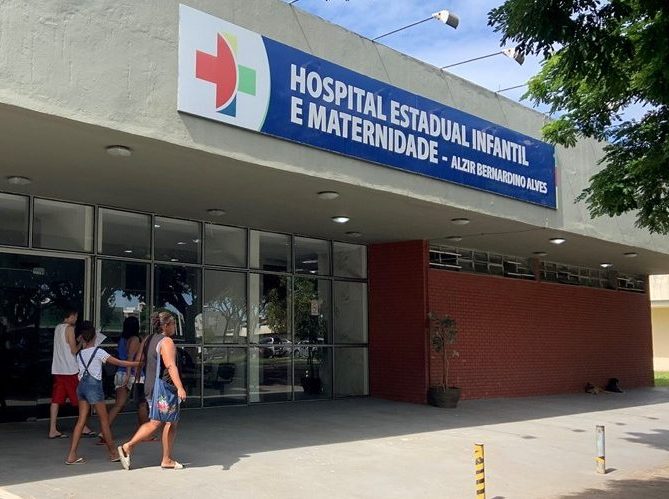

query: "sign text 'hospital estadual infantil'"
(178, 5), (557, 208)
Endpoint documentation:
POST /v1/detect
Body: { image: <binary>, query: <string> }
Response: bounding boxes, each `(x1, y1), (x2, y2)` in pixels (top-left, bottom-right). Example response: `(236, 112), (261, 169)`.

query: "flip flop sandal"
(83, 431), (98, 438)
(49, 433), (69, 439)
(110, 456), (122, 462)
(65, 457), (86, 465)
(161, 461), (184, 470)
(117, 445), (131, 471)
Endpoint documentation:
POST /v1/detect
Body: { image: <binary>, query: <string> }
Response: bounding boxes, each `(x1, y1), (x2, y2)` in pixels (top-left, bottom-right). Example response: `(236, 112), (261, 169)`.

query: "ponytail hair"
(151, 311), (174, 333)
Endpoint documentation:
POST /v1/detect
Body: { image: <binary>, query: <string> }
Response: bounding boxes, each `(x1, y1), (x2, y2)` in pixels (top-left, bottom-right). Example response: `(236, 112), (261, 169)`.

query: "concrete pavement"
(1, 388), (669, 498)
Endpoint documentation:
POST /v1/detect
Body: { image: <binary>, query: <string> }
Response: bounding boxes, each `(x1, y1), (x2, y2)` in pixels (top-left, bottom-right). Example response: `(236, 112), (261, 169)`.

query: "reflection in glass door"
(0, 252), (86, 422)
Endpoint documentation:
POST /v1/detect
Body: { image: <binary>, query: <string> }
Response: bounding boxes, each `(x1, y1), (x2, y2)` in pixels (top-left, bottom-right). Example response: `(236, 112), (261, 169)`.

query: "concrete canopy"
(2, 102), (668, 275)
(0, 0), (668, 275)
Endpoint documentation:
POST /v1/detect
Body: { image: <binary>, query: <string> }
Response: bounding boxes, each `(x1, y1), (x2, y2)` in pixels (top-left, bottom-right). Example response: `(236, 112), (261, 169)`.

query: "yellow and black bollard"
(474, 443), (486, 498)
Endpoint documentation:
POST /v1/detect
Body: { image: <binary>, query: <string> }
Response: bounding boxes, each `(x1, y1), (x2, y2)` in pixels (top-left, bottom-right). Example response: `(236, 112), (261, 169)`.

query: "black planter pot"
(427, 386), (461, 408)
(301, 376), (322, 395)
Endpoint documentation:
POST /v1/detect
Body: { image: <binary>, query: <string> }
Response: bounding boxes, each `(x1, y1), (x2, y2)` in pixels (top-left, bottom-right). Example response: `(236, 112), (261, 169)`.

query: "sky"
(284, 0), (544, 109)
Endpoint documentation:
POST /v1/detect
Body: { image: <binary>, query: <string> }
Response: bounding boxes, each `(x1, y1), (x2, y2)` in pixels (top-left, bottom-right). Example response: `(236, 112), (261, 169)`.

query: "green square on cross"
(238, 65), (256, 95)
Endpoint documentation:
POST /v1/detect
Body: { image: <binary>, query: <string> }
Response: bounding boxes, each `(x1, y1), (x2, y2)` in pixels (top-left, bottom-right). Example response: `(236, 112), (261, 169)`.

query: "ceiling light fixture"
(154, 224), (161, 228)
(170, 258), (179, 262)
(532, 251), (548, 257)
(600, 262), (613, 268)
(549, 237), (566, 245)
(345, 231), (362, 238)
(123, 249), (133, 254)
(207, 208), (226, 216)
(623, 252), (638, 258)
(317, 191), (339, 200)
(6, 175), (32, 185)
(451, 218), (470, 225)
(332, 216), (350, 224)
(106, 145), (132, 157)
(176, 241), (187, 246)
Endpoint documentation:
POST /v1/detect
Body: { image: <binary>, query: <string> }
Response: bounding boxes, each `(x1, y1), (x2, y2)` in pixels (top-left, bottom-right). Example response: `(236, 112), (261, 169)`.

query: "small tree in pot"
(427, 312), (461, 408)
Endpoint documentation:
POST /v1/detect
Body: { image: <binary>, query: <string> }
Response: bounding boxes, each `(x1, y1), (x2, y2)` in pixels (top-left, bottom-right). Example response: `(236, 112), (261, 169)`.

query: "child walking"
(65, 321), (140, 465)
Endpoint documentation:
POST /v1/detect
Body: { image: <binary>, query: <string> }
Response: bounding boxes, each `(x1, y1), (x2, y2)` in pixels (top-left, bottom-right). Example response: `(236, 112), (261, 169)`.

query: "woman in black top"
(118, 311), (186, 470)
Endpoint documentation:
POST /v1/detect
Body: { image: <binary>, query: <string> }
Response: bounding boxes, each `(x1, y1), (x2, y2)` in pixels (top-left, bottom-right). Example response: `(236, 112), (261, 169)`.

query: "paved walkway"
(1, 389), (669, 498)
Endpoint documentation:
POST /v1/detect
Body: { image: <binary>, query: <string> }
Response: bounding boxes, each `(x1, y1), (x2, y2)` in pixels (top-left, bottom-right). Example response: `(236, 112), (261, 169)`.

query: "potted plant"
(427, 312), (461, 408)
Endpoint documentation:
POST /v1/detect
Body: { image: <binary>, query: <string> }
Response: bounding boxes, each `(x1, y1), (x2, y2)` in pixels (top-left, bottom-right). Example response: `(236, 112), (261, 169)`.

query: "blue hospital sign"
(178, 5), (557, 208)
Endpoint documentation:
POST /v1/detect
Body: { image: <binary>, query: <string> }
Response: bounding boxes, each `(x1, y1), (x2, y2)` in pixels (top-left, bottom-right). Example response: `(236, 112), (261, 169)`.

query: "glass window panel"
(249, 230), (290, 272)
(0, 193), (29, 246)
(333, 242), (367, 278)
(99, 209), (151, 259)
(249, 347), (291, 402)
(249, 273), (290, 344)
(154, 217), (201, 264)
(334, 347), (369, 397)
(294, 347), (332, 400)
(33, 199), (93, 252)
(154, 265), (201, 343)
(0, 253), (85, 422)
(204, 224), (247, 268)
(177, 346), (201, 408)
(294, 277), (331, 344)
(294, 237), (330, 275)
(203, 270), (247, 344)
(334, 281), (368, 344)
(97, 260), (149, 342)
(203, 347), (247, 406)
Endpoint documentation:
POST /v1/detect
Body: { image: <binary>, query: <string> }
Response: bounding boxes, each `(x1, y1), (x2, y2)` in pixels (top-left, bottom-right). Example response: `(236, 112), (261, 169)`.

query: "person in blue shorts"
(65, 321), (139, 465)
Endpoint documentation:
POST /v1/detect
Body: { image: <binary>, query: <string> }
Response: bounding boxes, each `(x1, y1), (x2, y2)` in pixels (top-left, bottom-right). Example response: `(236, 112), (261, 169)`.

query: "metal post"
(474, 443), (486, 498)
(596, 425), (606, 474)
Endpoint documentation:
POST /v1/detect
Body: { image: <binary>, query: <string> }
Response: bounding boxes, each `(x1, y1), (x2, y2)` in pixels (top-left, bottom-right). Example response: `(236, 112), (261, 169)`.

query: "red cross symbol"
(196, 35), (238, 109)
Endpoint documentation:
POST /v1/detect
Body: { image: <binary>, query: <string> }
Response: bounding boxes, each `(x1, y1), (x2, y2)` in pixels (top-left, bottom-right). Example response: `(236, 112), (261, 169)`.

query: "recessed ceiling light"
(106, 145), (132, 157)
(123, 249), (133, 254)
(317, 191), (340, 200)
(600, 262), (613, 268)
(549, 238), (566, 245)
(176, 241), (187, 245)
(532, 251), (548, 257)
(207, 208), (226, 216)
(623, 252), (638, 258)
(444, 235), (463, 242)
(170, 258), (179, 262)
(345, 231), (362, 238)
(6, 175), (32, 185)
(154, 224), (161, 228)
(451, 218), (470, 225)
(193, 238), (201, 244)
(332, 216), (350, 224)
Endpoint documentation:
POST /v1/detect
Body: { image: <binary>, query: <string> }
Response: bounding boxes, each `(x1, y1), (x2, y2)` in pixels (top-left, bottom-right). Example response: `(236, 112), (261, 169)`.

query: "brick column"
(368, 240), (429, 404)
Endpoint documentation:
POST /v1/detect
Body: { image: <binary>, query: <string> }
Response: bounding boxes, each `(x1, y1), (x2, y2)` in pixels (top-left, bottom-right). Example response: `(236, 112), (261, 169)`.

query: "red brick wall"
(428, 269), (654, 399)
(368, 241), (429, 404)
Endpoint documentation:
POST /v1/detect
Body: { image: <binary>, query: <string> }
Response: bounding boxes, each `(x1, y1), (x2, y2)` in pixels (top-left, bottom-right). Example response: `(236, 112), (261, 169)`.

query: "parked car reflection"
(258, 336), (292, 358)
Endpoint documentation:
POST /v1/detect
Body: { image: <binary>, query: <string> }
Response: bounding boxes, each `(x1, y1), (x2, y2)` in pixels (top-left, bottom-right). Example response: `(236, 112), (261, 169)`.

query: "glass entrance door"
(0, 252), (87, 422)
